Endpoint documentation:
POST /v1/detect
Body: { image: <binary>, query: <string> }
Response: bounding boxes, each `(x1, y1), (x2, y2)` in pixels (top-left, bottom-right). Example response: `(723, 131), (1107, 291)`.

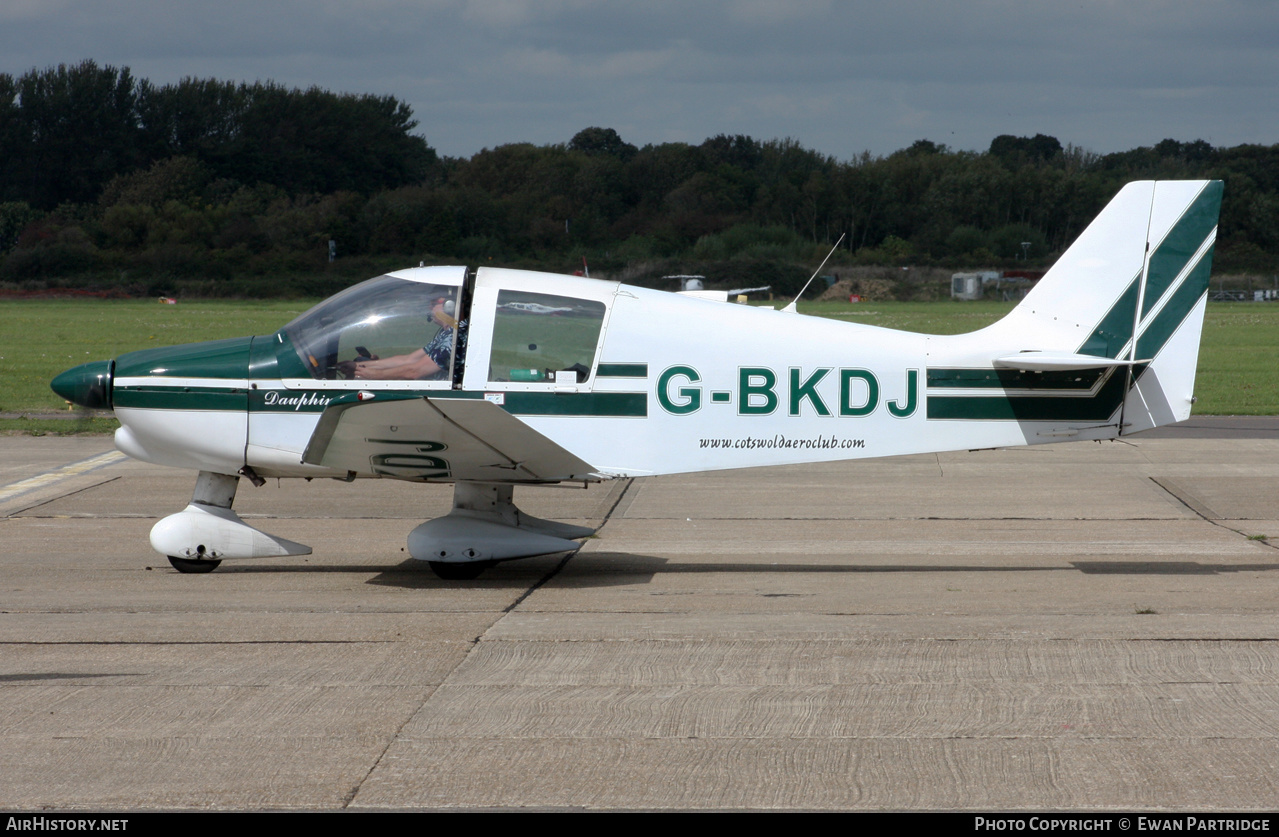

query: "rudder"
(1122, 180), (1223, 433)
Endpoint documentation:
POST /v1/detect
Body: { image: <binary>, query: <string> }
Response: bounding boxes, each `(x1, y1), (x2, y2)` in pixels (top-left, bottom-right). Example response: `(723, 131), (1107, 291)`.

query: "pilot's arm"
(343, 349), (442, 380)
(336, 300), (455, 381)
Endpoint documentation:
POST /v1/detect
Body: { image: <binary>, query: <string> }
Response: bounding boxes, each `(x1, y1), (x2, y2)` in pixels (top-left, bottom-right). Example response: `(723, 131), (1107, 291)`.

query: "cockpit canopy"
(282, 273), (464, 382)
(278, 265), (619, 390)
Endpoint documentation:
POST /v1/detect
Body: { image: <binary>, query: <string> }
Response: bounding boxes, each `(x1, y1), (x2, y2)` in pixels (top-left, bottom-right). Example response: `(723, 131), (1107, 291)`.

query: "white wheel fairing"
(150, 503), (311, 560)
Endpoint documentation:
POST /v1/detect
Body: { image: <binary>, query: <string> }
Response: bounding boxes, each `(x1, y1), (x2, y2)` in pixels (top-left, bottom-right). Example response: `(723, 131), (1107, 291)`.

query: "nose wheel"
(428, 560), (493, 580)
(152, 471), (312, 574)
(167, 555), (222, 574)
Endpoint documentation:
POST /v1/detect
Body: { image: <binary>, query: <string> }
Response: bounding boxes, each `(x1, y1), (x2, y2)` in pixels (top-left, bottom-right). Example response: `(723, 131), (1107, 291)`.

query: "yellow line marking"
(0, 451), (128, 505)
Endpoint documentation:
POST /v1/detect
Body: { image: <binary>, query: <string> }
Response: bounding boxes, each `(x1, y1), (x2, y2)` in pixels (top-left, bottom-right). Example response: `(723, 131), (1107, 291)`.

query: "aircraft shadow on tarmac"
(0, 672), (140, 683)
(192, 552), (1279, 589)
(1071, 560), (1279, 575)
(189, 554), (593, 590)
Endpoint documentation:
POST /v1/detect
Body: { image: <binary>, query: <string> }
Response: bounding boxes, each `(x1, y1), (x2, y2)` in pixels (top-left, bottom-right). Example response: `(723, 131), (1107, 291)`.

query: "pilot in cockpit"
(337, 297), (467, 381)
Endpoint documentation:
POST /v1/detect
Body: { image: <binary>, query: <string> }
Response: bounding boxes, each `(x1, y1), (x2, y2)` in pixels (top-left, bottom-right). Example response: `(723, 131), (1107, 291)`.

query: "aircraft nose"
(51, 360), (114, 410)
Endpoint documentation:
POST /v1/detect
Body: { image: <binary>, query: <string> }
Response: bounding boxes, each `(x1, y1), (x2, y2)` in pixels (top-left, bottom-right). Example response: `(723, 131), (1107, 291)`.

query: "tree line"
(1, 61), (1276, 297)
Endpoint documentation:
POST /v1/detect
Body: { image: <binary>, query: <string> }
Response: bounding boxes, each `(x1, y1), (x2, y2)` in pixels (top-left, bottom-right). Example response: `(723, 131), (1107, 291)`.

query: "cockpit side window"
(487, 291), (606, 384)
(282, 276), (463, 382)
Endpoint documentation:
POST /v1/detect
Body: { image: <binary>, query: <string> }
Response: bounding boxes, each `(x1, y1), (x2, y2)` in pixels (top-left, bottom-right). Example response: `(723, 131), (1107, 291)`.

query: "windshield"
(282, 275), (464, 381)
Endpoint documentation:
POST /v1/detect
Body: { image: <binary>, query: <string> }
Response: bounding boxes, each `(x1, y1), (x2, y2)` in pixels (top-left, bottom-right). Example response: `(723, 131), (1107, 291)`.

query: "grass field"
(1, 299), (312, 434)
(2, 297), (1276, 434)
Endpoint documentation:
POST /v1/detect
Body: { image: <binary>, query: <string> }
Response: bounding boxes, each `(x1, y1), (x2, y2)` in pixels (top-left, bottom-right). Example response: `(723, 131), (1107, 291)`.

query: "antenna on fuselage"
(781, 233), (845, 313)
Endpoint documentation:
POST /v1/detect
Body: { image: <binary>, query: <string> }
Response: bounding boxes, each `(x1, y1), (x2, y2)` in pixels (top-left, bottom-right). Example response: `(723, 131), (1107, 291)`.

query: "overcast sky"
(2, 0), (1275, 161)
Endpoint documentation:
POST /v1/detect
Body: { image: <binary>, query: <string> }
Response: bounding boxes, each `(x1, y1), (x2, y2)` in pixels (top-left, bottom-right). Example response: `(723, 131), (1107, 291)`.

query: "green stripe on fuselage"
(927, 367), (1132, 422)
(499, 391), (647, 417)
(114, 385), (247, 411)
(927, 368), (1107, 391)
(130, 384), (649, 418)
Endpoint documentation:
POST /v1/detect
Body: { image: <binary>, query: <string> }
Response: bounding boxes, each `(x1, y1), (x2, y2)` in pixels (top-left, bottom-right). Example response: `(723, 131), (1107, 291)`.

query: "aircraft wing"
(301, 394), (597, 482)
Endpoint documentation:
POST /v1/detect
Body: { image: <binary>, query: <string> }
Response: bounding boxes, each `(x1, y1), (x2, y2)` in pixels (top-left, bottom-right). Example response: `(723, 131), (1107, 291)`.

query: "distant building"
(951, 270), (1043, 301)
(950, 271), (1001, 300)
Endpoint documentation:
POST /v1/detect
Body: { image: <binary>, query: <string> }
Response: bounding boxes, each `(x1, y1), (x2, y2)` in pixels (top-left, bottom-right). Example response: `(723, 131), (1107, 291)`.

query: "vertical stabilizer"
(984, 181), (1156, 356)
(961, 179), (1217, 435)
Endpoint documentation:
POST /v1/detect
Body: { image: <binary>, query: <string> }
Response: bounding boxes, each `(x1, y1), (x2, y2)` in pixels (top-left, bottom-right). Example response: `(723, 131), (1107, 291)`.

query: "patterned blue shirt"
(423, 320), (467, 379)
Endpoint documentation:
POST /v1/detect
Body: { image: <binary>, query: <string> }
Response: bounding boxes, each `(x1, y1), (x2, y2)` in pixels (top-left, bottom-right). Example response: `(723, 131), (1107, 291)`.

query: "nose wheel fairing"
(149, 471), (311, 568)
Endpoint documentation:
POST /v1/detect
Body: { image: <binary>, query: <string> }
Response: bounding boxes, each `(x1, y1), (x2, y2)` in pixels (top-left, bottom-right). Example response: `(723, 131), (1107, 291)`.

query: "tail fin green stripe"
(1078, 275), (1141, 359)
(927, 367), (1132, 422)
(1135, 245), (1216, 361)
(1141, 181), (1223, 319)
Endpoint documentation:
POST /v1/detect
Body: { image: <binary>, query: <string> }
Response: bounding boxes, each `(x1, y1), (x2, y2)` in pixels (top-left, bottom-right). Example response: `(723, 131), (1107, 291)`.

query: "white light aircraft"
(53, 180), (1223, 579)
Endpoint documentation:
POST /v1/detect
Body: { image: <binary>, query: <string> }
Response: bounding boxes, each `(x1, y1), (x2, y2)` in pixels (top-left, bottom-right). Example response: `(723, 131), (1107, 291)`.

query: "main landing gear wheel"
(428, 561), (493, 580)
(168, 555), (222, 574)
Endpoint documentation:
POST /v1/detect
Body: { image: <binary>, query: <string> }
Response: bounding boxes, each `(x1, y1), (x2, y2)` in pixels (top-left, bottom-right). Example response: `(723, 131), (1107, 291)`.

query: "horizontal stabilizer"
(302, 395), (596, 482)
(993, 352), (1149, 371)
